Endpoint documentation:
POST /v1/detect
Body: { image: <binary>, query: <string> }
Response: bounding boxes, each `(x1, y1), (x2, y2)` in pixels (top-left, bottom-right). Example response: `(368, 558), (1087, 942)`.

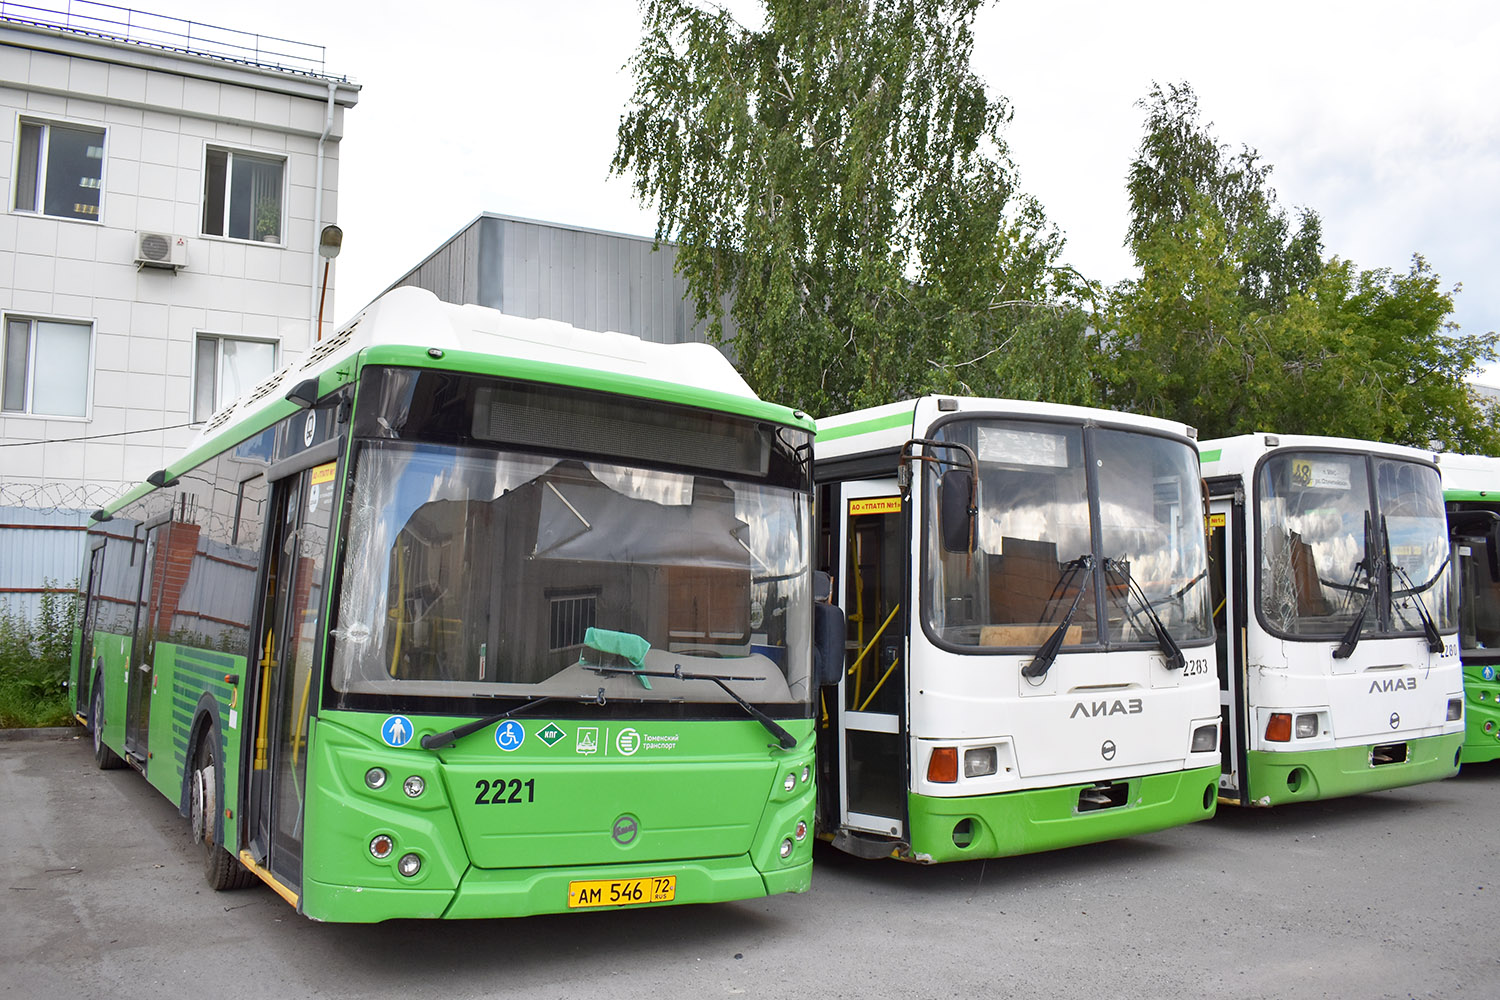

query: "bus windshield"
(330, 440), (812, 709)
(1258, 452), (1453, 639)
(924, 418), (1212, 651)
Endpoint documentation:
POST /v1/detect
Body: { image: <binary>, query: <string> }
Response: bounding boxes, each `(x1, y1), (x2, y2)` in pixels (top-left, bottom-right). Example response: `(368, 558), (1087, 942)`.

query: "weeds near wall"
(0, 584), (80, 728)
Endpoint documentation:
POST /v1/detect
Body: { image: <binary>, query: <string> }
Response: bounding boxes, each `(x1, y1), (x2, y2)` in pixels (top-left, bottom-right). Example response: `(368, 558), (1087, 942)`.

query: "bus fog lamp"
(964, 747), (998, 778)
(364, 768), (387, 790)
(397, 853), (422, 877)
(795, 820), (808, 841)
(1447, 698), (1463, 722)
(369, 835), (394, 859)
(403, 775), (425, 798)
(1265, 713), (1292, 742)
(784, 773), (797, 793)
(1191, 724), (1218, 752)
(1294, 714), (1318, 739)
(779, 837), (794, 859)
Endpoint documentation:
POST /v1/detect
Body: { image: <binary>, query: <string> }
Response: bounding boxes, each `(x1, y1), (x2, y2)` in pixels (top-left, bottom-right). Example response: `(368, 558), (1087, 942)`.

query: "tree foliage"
(612, 0), (1094, 415)
(1104, 83), (1499, 451)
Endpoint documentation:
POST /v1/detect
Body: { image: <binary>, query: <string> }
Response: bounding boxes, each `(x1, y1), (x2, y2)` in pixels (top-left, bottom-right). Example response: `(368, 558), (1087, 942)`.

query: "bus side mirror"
(813, 601), (846, 688)
(939, 468), (975, 553)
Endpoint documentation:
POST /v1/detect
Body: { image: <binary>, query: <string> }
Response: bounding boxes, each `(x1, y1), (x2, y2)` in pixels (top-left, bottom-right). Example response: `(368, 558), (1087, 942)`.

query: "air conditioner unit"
(135, 231), (187, 270)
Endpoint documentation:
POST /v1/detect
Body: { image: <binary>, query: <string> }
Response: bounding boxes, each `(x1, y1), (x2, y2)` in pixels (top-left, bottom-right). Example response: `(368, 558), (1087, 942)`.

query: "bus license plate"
(568, 876), (676, 909)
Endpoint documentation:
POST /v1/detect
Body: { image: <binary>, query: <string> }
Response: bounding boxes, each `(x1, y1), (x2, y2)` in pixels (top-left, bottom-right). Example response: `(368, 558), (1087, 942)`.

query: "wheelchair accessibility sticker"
(495, 720), (525, 752)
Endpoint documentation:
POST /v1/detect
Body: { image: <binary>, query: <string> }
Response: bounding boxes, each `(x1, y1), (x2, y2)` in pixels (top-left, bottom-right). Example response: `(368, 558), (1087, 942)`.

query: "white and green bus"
(73, 287), (838, 921)
(1438, 452), (1500, 764)
(813, 397), (1221, 862)
(1201, 434), (1464, 805)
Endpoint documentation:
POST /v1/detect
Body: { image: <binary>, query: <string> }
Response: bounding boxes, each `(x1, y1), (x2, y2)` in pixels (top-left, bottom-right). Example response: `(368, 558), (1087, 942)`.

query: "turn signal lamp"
(1294, 714), (1318, 739)
(1265, 713), (1292, 742)
(369, 835), (394, 859)
(928, 747), (959, 783)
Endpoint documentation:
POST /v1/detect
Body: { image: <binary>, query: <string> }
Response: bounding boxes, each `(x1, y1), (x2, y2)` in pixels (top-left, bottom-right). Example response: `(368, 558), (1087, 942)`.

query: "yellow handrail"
(858, 657), (898, 712)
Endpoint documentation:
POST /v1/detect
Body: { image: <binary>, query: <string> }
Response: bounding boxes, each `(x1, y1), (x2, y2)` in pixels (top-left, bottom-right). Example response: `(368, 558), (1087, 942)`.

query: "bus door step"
(832, 828), (903, 859)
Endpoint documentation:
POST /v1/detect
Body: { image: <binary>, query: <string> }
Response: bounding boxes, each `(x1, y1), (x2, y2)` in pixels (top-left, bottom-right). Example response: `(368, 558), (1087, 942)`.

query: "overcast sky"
(143, 0), (1500, 369)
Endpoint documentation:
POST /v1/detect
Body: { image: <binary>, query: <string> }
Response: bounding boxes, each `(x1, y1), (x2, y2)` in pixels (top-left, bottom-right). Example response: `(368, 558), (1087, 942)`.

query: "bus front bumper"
(1244, 732), (1462, 806)
(903, 763), (1220, 864)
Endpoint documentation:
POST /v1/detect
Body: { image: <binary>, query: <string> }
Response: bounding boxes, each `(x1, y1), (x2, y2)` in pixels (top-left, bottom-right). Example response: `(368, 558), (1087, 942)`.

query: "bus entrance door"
(1209, 497), (1248, 801)
(247, 463), (334, 892)
(125, 518), (172, 762)
(835, 480), (909, 846)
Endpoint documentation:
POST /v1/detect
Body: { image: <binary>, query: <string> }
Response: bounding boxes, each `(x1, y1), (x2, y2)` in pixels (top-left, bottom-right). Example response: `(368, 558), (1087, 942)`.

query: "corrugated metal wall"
(393, 213), (737, 348)
(0, 506), (88, 621)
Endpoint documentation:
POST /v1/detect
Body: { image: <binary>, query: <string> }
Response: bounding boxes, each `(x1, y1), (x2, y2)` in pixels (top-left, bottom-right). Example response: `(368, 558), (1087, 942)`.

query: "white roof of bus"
(1199, 432), (1439, 478)
(189, 286), (756, 453)
(815, 396), (1197, 459)
(1437, 452), (1500, 493)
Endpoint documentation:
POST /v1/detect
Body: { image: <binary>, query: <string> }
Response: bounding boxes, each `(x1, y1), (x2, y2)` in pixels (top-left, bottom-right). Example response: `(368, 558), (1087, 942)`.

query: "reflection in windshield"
(1258, 453), (1453, 638)
(330, 441), (811, 708)
(925, 419), (1212, 650)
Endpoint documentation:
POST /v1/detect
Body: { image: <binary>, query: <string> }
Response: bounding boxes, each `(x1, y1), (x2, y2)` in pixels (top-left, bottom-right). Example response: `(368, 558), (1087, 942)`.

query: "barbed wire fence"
(0, 481), (128, 514)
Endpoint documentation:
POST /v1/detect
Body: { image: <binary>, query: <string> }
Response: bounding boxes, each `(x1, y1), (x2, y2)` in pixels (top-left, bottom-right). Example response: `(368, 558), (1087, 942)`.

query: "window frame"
(10, 115), (108, 223)
(192, 332), (281, 424)
(1, 312), (96, 420)
(199, 143), (288, 246)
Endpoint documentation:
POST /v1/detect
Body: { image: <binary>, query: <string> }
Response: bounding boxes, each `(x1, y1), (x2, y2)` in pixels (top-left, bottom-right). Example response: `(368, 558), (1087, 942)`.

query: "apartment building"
(0, 3), (357, 609)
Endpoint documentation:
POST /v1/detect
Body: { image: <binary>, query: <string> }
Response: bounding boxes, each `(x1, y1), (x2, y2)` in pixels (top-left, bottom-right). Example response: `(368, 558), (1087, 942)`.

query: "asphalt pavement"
(3, 733), (1496, 999)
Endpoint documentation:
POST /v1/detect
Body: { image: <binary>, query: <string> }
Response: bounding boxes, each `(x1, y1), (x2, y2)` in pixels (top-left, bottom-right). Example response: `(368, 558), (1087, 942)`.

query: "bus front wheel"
(191, 733), (255, 891)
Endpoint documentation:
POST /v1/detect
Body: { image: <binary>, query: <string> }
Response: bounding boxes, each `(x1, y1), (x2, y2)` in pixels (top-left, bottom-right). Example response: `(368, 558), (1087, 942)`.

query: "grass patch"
(0, 586), (81, 729)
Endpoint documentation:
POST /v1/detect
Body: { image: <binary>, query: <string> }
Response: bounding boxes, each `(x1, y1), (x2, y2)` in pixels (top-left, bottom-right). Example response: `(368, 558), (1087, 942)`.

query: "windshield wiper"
(580, 663), (798, 749)
(1333, 513), (1383, 659)
(1388, 516), (1446, 653)
(1023, 555), (1094, 680)
(420, 696), (558, 750)
(1103, 558), (1186, 671)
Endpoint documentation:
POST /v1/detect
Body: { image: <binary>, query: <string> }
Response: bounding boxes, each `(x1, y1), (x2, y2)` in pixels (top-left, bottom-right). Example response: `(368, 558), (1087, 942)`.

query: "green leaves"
(614, 0), (1089, 415)
(1105, 82), (1499, 451)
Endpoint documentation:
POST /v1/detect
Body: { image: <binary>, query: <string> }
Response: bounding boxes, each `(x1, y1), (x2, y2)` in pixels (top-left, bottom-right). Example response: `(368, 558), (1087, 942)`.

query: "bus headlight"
(364, 768), (387, 790)
(1295, 714), (1319, 739)
(779, 838), (794, 859)
(1448, 698), (1463, 722)
(963, 747), (998, 778)
(784, 773), (797, 793)
(404, 775), (425, 798)
(1191, 724), (1218, 753)
(397, 853), (422, 877)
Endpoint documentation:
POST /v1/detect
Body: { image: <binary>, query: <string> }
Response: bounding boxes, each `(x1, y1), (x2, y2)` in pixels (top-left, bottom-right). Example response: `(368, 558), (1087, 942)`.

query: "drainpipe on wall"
(310, 81), (338, 342)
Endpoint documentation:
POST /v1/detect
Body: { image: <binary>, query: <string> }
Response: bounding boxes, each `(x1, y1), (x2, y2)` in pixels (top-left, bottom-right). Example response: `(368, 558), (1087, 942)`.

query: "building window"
(12, 120), (105, 221)
(194, 334), (277, 422)
(549, 593), (598, 651)
(2, 316), (92, 417)
(202, 148), (285, 243)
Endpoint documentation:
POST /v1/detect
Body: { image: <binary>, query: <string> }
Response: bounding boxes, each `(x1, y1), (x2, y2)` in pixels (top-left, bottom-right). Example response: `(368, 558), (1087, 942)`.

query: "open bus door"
(246, 461), (335, 892)
(1209, 496), (1249, 802)
(832, 479), (909, 850)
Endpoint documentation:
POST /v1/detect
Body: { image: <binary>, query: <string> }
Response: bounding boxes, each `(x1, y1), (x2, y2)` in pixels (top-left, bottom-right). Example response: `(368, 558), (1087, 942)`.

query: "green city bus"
(1439, 452), (1500, 764)
(72, 287), (834, 921)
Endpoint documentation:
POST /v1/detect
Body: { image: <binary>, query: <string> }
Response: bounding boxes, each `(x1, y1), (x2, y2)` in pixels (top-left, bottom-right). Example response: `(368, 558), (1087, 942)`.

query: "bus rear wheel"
(90, 683), (124, 771)
(191, 733), (255, 891)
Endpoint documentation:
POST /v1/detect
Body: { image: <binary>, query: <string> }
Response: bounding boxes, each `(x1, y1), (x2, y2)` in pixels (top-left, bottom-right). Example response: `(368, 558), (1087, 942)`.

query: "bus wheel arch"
(188, 713), (255, 891)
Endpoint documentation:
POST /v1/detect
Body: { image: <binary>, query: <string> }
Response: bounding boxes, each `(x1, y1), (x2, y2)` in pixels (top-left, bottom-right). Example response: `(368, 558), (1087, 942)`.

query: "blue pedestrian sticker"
(495, 719), (525, 752)
(381, 715), (414, 748)
(1484, 666), (1496, 682)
